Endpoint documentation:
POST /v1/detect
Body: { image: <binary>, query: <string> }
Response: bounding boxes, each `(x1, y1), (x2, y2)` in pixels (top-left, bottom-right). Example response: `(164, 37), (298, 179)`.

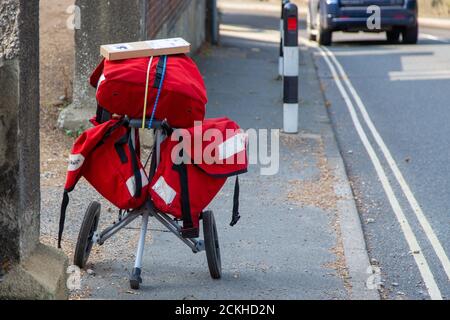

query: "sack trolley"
(72, 118), (221, 290)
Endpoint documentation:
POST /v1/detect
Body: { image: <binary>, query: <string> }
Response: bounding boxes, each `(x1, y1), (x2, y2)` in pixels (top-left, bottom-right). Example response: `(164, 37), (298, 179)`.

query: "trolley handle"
(129, 118), (163, 129)
(128, 118), (174, 135)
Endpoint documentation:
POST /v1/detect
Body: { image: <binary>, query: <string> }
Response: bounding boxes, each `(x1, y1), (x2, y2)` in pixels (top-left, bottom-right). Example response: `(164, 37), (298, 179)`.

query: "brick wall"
(146, 0), (192, 38)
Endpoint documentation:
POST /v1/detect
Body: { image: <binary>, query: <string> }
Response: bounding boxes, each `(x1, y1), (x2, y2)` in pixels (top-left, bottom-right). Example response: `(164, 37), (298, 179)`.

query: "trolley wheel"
(74, 201), (101, 269)
(203, 210), (221, 279)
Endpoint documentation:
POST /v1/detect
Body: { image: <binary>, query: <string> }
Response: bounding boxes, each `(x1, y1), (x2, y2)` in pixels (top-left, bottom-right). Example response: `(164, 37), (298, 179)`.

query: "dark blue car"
(307, 0), (418, 45)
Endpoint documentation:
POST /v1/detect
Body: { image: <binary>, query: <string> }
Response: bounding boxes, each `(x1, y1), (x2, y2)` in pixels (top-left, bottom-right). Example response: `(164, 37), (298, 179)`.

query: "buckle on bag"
(181, 227), (199, 239)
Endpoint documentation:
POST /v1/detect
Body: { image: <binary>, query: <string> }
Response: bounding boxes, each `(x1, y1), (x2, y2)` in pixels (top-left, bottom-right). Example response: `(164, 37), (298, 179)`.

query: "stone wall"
(0, 0), (40, 265)
(0, 0), (68, 299)
(153, 0), (206, 53)
(146, 0), (187, 38)
(58, 0), (144, 130)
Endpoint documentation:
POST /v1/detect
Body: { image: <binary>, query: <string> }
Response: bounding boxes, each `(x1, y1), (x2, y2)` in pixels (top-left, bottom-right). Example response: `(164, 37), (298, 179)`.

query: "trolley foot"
(130, 267), (142, 290)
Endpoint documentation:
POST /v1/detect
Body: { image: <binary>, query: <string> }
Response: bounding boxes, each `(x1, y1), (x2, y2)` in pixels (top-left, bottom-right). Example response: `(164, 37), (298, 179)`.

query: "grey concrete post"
(58, 0), (144, 130)
(0, 0), (41, 266)
(0, 0), (68, 299)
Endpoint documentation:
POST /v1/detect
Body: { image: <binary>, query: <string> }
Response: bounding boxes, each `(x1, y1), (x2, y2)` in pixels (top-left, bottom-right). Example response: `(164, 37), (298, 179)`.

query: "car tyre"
(402, 24), (418, 44)
(318, 29), (332, 46)
(317, 11), (332, 46)
(386, 30), (400, 43)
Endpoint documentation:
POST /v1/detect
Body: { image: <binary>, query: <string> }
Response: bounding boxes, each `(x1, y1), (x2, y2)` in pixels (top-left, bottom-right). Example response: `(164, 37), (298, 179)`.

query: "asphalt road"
(310, 27), (450, 299)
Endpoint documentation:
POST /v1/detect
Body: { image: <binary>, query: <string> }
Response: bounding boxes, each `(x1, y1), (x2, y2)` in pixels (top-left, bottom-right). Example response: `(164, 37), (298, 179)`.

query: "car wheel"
(402, 24), (418, 44)
(386, 30), (400, 43)
(317, 10), (332, 46)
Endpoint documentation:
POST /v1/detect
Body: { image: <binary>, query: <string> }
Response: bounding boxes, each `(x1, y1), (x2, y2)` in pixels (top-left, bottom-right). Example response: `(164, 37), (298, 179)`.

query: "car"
(307, 0), (418, 45)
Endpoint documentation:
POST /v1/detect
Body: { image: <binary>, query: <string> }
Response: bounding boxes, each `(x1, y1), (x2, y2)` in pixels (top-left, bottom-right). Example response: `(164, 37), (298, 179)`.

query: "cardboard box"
(101, 37), (191, 60)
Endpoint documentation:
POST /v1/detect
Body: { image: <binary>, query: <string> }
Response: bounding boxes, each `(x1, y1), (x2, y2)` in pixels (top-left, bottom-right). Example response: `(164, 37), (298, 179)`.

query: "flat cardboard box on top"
(101, 38), (191, 60)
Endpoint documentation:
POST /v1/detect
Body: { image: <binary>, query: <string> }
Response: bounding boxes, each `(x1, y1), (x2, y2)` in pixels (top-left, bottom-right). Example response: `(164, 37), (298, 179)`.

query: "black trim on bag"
(95, 118), (128, 149)
(173, 161), (199, 238)
(114, 133), (129, 164)
(114, 128), (143, 198)
(95, 105), (111, 124)
(172, 138), (199, 238)
(193, 165), (248, 179)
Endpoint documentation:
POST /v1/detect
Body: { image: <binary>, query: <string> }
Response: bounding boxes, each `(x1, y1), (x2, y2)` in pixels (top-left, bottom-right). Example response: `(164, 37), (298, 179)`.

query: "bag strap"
(114, 132), (129, 164)
(141, 55), (167, 129)
(95, 105), (111, 124)
(230, 176), (241, 226)
(172, 163), (193, 227)
(114, 129), (142, 198)
(147, 55), (167, 129)
(172, 138), (198, 238)
(57, 191), (70, 248)
(153, 57), (166, 88)
(173, 162), (199, 238)
(128, 131), (142, 198)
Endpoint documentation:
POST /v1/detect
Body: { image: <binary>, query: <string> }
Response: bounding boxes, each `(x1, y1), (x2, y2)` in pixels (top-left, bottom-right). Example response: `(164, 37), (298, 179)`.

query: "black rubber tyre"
(386, 30), (400, 43)
(203, 210), (221, 279)
(402, 24), (418, 44)
(316, 11), (332, 46)
(74, 201), (101, 269)
(318, 29), (332, 46)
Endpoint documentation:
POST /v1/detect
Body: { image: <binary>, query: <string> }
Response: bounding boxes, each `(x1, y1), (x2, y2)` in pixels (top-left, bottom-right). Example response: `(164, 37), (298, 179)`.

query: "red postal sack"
(58, 119), (149, 247)
(149, 118), (248, 238)
(90, 54), (207, 128)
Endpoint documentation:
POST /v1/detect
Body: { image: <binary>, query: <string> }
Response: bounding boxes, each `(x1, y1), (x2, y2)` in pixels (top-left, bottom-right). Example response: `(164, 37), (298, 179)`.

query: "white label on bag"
(126, 169), (149, 197)
(218, 133), (247, 160)
(152, 176), (176, 205)
(68, 154), (85, 171)
(97, 74), (106, 91)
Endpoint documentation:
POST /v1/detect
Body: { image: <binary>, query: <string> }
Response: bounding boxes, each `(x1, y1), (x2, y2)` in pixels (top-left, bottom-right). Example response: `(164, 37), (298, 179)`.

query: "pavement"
(308, 22), (450, 299)
(419, 17), (450, 30)
(40, 0), (378, 300)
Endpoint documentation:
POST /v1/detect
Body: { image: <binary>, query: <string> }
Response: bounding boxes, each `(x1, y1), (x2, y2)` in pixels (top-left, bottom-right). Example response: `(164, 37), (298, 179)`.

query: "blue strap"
(148, 55), (167, 129)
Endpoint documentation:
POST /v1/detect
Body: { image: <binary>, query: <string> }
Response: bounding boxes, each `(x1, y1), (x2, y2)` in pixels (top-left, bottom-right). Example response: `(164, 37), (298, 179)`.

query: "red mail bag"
(90, 54), (207, 128)
(149, 118), (248, 238)
(58, 119), (149, 247)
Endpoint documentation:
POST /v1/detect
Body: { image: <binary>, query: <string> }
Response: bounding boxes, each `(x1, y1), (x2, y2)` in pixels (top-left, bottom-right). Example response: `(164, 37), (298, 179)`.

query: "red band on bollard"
(287, 17), (297, 31)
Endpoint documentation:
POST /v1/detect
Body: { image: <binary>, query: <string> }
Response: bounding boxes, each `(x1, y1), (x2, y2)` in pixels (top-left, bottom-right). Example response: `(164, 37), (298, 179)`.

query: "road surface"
(310, 27), (450, 299)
